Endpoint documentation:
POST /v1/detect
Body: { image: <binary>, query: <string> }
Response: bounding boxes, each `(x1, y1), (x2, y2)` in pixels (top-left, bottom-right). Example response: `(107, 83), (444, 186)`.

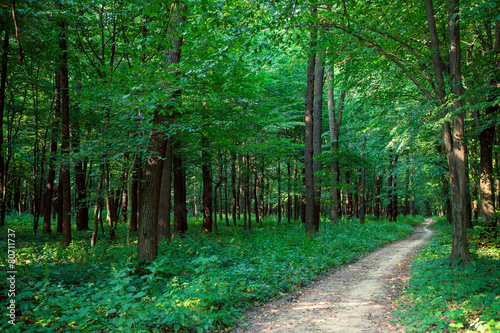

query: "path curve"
(232, 219), (435, 333)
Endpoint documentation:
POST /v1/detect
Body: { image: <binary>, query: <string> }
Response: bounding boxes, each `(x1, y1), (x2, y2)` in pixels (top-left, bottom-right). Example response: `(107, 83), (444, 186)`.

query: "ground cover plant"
(395, 217), (500, 332)
(0, 213), (419, 332)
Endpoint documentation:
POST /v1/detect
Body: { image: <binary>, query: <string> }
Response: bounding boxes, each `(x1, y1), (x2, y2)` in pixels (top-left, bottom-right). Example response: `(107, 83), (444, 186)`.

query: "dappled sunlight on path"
(233, 220), (434, 333)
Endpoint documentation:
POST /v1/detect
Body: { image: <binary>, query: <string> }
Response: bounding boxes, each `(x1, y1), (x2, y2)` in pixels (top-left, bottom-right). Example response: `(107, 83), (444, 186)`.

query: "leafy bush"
(395, 218), (500, 332)
(1, 213), (414, 332)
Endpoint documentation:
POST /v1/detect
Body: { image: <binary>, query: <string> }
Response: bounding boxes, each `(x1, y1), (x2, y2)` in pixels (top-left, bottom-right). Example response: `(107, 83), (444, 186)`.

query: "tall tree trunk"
(304, 38), (316, 235)
(0, 30), (7, 227)
(202, 136), (213, 232)
(447, 0), (471, 263)
(91, 164), (104, 247)
(43, 70), (60, 233)
(246, 153), (251, 230)
(287, 161), (291, 224)
(158, 138), (172, 239)
(138, 4), (184, 261)
(231, 151), (237, 226)
(130, 163), (139, 232)
(277, 159), (282, 225)
(57, 5), (72, 247)
(173, 142), (188, 235)
(360, 136), (366, 224)
(387, 161), (393, 222)
(313, 53), (324, 231)
(374, 174), (381, 219)
(392, 155), (399, 221)
(327, 68), (345, 223)
(478, 89), (497, 234)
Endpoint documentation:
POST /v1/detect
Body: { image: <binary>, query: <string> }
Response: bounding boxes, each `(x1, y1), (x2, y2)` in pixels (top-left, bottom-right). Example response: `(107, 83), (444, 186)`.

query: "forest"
(0, 0), (499, 332)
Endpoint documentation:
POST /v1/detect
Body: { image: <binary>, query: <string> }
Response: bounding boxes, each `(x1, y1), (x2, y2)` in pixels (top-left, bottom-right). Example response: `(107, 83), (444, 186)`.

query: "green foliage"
(395, 218), (500, 332)
(1, 213), (413, 332)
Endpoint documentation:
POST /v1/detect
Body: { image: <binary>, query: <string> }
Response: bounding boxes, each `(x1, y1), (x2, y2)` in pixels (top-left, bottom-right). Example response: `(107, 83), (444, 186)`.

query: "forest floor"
(231, 219), (435, 333)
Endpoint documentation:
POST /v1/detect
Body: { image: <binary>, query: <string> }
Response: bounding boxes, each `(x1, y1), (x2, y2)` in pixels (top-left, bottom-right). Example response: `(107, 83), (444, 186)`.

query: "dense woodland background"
(0, 0), (499, 331)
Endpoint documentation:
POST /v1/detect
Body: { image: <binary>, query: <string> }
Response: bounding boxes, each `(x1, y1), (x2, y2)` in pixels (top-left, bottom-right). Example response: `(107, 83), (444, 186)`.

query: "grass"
(395, 217), (500, 332)
(0, 212), (421, 332)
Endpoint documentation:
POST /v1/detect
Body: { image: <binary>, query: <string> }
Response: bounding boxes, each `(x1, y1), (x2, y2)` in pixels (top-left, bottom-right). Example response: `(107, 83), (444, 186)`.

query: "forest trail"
(233, 219), (435, 333)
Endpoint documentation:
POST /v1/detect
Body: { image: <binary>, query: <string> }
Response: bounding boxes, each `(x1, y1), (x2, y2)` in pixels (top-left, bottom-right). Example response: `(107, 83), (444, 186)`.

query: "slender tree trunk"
(130, 163), (139, 232)
(231, 151), (237, 226)
(374, 174), (381, 219)
(478, 94), (497, 235)
(360, 136), (366, 224)
(0, 30), (7, 227)
(91, 164), (104, 247)
(58, 6), (72, 247)
(202, 136), (213, 232)
(158, 138), (172, 239)
(327, 68), (345, 223)
(287, 161), (291, 224)
(277, 159), (282, 225)
(173, 142), (188, 235)
(304, 37), (316, 235)
(393, 155), (399, 221)
(246, 153), (251, 230)
(313, 52), (324, 231)
(43, 71), (60, 234)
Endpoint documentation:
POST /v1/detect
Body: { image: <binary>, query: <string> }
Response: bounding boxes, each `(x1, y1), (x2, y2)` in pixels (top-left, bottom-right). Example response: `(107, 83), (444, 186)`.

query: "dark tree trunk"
(479, 94), (497, 234)
(138, 4), (184, 262)
(75, 157), (88, 230)
(287, 161), (291, 224)
(57, 7), (72, 247)
(393, 155), (399, 221)
(173, 142), (188, 235)
(231, 151), (237, 226)
(313, 53), (324, 231)
(374, 175), (381, 219)
(304, 37), (316, 235)
(202, 136), (213, 232)
(360, 136), (366, 224)
(277, 159), (282, 225)
(130, 164), (139, 232)
(0, 30), (7, 227)
(158, 138), (173, 239)
(43, 70), (60, 234)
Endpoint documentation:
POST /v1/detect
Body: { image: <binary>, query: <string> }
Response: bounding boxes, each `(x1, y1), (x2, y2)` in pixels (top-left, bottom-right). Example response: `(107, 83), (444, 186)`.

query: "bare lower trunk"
(158, 138), (172, 239)
(304, 39), (316, 235)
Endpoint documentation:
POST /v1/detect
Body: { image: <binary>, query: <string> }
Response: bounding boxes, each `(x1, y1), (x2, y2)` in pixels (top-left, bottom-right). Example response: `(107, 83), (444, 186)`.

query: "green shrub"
(395, 218), (500, 332)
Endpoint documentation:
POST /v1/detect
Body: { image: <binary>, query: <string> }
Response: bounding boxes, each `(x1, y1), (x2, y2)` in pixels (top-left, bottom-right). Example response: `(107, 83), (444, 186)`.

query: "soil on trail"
(232, 219), (435, 333)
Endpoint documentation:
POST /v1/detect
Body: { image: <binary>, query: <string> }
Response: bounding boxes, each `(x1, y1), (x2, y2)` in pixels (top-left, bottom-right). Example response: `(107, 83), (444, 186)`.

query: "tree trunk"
(202, 136), (213, 232)
(277, 159), (282, 225)
(304, 39), (316, 235)
(360, 136), (366, 224)
(43, 70), (60, 234)
(0, 30), (7, 227)
(138, 4), (184, 261)
(327, 68), (345, 224)
(374, 174), (381, 219)
(231, 151), (237, 226)
(173, 142), (188, 235)
(447, 0), (471, 263)
(158, 138), (172, 239)
(58, 6), (72, 247)
(130, 163), (139, 232)
(313, 53), (324, 231)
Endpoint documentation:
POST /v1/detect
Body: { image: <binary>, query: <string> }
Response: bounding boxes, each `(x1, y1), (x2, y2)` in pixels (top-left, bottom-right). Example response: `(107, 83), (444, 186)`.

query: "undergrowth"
(1, 213), (419, 332)
(395, 217), (500, 332)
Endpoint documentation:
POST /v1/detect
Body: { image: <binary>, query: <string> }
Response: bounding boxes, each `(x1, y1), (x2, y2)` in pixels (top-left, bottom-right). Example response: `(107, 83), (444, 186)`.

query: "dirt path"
(232, 219), (435, 333)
